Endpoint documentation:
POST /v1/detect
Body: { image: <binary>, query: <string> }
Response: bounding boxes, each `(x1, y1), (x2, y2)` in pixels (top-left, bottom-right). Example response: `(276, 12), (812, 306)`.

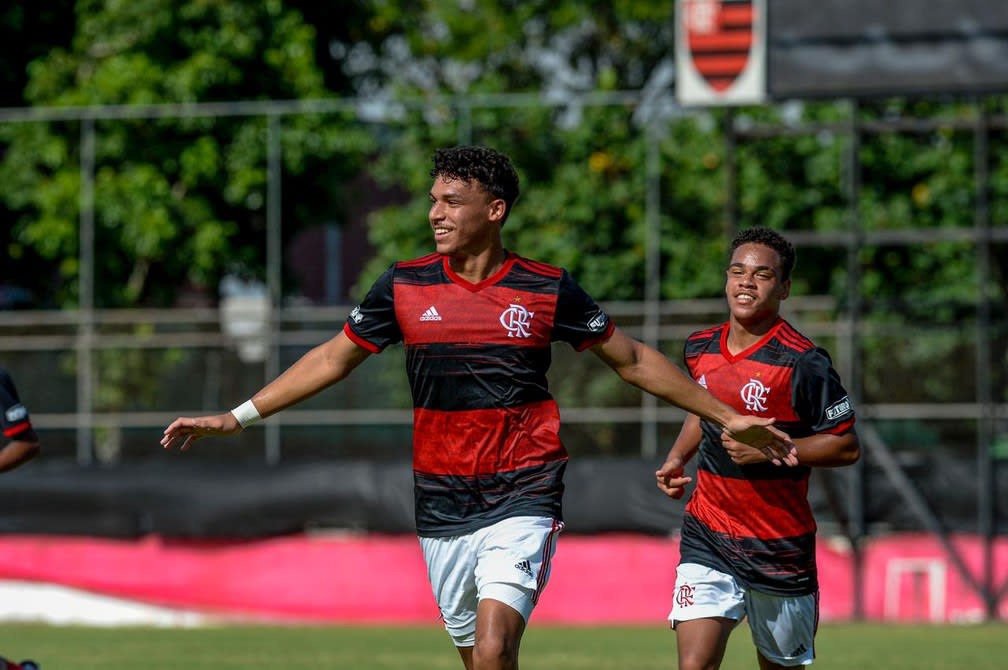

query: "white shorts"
(419, 516), (563, 647)
(668, 563), (818, 667)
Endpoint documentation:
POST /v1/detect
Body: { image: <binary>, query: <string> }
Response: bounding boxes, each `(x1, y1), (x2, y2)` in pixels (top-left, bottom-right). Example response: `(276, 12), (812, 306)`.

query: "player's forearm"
(664, 414), (702, 465)
(248, 351), (335, 417)
(596, 329), (739, 429)
(629, 348), (737, 429)
(793, 431), (860, 467)
(247, 338), (363, 417)
(0, 440), (40, 473)
(665, 380), (737, 431)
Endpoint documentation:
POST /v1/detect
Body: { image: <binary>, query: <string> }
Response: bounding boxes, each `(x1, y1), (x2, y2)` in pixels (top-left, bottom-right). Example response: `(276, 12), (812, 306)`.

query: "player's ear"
(780, 278), (791, 300)
(488, 197), (507, 224)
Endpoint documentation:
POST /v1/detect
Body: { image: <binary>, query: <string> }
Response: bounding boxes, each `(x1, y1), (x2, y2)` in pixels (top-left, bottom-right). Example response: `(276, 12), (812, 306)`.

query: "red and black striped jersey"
(343, 252), (615, 537)
(678, 318), (855, 596)
(0, 368), (36, 442)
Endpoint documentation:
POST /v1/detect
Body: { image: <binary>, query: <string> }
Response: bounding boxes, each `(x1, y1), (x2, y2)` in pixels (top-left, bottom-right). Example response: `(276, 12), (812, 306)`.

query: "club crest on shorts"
(675, 583), (696, 607)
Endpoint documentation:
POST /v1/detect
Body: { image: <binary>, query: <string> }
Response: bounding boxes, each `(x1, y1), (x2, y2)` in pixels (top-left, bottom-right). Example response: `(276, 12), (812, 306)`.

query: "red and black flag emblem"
(684, 0), (755, 92)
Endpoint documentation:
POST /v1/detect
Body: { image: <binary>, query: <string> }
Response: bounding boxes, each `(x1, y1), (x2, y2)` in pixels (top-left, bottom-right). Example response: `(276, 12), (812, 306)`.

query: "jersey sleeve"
(551, 270), (615, 350)
(792, 347), (856, 435)
(0, 369), (37, 441)
(343, 265), (402, 353)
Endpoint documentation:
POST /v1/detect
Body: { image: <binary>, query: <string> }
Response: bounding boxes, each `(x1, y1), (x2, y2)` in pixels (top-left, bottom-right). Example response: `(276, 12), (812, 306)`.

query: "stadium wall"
(2, 457), (1002, 538)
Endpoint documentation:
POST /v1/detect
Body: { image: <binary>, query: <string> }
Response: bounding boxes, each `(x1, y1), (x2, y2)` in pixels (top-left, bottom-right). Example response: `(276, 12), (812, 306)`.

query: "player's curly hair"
(730, 226), (796, 282)
(431, 146), (520, 223)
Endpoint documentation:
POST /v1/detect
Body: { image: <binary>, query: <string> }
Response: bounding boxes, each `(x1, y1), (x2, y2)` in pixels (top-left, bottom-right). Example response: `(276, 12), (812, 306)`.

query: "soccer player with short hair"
(656, 226), (860, 670)
(162, 146), (796, 670)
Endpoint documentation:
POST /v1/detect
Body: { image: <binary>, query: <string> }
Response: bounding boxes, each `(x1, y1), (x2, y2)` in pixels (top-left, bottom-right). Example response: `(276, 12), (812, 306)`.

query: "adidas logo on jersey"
(514, 560), (533, 577)
(420, 306), (442, 321)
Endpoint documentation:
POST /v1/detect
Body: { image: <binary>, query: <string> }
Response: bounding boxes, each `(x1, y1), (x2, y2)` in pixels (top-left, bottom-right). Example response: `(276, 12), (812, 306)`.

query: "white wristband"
(231, 400), (262, 428)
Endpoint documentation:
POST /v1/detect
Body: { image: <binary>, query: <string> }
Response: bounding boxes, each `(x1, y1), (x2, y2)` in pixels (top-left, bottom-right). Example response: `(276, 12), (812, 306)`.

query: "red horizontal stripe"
(413, 401), (566, 475)
(398, 284), (557, 346)
(689, 469), (815, 539)
(688, 33), (752, 51)
(692, 55), (750, 75)
(720, 6), (753, 26)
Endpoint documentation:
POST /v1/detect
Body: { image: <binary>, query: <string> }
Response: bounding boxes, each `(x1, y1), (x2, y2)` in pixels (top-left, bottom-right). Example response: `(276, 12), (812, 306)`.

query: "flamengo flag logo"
(687, 0), (753, 92)
(675, 0), (766, 106)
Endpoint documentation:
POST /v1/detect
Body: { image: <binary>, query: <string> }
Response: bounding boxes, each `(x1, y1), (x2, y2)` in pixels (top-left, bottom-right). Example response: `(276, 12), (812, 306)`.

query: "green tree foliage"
(0, 0), (374, 308)
(331, 1), (703, 425)
(327, 2), (1007, 424)
(730, 98), (1008, 412)
(338, 1), (712, 300)
(2, 1), (1004, 430)
(0, 0), (379, 455)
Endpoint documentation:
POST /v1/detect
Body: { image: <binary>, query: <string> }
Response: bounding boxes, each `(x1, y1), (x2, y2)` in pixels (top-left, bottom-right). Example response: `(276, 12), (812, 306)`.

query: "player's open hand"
(720, 433), (773, 466)
(722, 416), (797, 466)
(655, 456), (693, 499)
(160, 413), (241, 452)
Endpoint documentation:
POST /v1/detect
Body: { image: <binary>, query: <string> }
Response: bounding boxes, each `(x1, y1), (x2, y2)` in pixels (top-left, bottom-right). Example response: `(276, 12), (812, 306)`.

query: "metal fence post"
(76, 116), (96, 465)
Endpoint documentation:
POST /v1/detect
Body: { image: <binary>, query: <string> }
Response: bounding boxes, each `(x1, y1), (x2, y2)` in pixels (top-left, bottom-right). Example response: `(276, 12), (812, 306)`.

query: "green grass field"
(0, 622), (1005, 669)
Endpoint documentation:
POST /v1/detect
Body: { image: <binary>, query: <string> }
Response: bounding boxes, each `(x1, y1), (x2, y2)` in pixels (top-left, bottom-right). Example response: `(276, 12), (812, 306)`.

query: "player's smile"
(725, 242), (790, 329)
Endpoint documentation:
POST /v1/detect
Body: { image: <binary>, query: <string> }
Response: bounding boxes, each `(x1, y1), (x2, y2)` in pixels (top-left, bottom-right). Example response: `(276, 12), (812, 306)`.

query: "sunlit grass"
(0, 622), (1005, 669)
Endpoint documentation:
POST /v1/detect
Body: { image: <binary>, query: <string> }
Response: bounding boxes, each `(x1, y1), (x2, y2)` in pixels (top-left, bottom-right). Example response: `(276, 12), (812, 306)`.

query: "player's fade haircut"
(730, 226), (796, 282)
(431, 146), (520, 223)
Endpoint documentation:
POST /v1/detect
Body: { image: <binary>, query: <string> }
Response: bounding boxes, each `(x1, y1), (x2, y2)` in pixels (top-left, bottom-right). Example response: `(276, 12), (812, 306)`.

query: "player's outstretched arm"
(161, 331), (371, 452)
(591, 327), (797, 466)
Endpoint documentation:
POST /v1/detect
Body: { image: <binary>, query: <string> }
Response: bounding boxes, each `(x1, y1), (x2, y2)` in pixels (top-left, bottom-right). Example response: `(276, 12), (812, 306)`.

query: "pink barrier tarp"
(0, 533), (1004, 623)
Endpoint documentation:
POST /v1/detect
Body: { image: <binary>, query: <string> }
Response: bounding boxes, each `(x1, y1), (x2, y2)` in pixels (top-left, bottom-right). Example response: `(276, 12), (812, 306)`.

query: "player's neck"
(726, 314), (779, 354)
(446, 246), (508, 284)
